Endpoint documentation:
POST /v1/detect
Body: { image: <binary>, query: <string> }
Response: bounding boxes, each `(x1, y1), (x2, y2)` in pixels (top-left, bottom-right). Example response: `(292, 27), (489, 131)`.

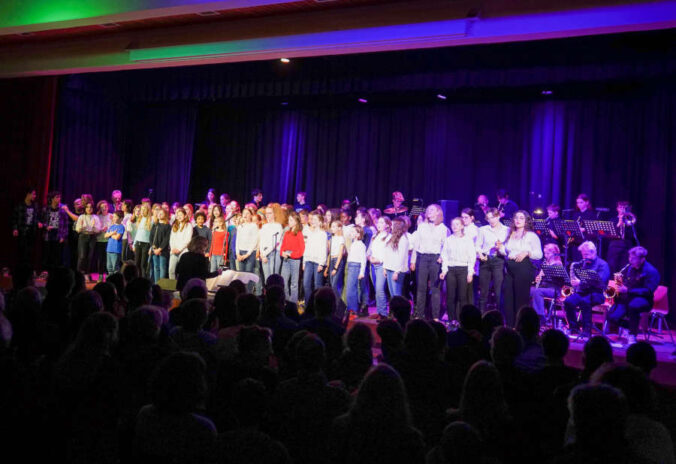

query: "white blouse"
(441, 234), (476, 275)
(347, 240), (367, 277)
(476, 224), (510, 256)
(367, 232), (390, 264)
(330, 235), (345, 257)
(259, 222), (283, 256)
(304, 228), (328, 265)
(76, 214), (101, 235)
(502, 231), (543, 260)
(169, 223), (194, 252)
(236, 223), (260, 254)
(383, 234), (410, 273)
(410, 222), (449, 255)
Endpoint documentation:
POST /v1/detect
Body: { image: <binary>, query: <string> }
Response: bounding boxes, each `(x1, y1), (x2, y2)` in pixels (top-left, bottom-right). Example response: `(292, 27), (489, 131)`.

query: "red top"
(280, 230), (305, 259)
(210, 230), (227, 256)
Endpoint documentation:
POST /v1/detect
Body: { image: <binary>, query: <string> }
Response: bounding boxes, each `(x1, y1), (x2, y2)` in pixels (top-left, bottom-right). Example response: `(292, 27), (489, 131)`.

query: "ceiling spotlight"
(541, 90), (553, 95)
(437, 94), (447, 100)
(281, 102), (289, 106)
(358, 98), (368, 103)
(280, 58), (290, 63)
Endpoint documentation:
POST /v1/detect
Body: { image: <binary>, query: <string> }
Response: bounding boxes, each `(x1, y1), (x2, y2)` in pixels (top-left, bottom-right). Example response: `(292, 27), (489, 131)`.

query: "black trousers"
(414, 253), (441, 319)
(503, 258), (535, 327)
(94, 241), (108, 275)
(607, 296), (652, 335)
(134, 242), (151, 278)
(77, 234), (97, 274)
(17, 229), (36, 266)
(445, 266), (468, 322)
(479, 256), (505, 312)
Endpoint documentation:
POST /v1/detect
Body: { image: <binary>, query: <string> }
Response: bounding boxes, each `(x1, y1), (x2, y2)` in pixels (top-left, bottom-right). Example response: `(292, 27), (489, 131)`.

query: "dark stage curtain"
(0, 77), (58, 268)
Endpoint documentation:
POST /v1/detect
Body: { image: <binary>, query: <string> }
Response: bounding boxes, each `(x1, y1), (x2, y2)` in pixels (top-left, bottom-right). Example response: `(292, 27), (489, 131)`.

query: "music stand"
(584, 220), (620, 260)
(532, 219), (550, 239)
(575, 268), (602, 291)
(541, 264), (570, 286)
(409, 198), (425, 223)
(551, 220), (584, 267)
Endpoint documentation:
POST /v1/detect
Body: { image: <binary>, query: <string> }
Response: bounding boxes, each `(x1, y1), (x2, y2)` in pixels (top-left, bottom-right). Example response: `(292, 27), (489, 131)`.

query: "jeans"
(236, 251), (256, 292)
(106, 252), (121, 274)
(281, 258), (301, 303)
(479, 256), (505, 312)
(210, 255), (224, 273)
(414, 254), (441, 319)
(329, 257), (346, 296)
(95, 241), (107, 275)
(373, 264), (388, 316)
(564, 291), (605, 331)
(530, 286), (556, 316)
(386, 269), (405, 299)
(346, 262), (362, 311)
(359, 262), (370, 307)
(262, 251), (282, 280)
(606, 296), (651, 335)
(152, 254), (168, 283)
(445, 266), (468, 322)
(169, 251), (185, 279)
(303, 261), (325, 303)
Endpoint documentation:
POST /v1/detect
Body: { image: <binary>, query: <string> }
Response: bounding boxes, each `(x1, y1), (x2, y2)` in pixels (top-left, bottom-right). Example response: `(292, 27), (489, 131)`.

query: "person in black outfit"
(148, 209), (171, 283)
(42, 191), (69, 271)
(294, 191), (311, 212)
(496, 189), (518, 223)
(12, 188), (42, 266)
(252, 189), (264, 209)
(175, 236), (220, 291)
(607, 201), (638, 273)
(606, 246), (660, 344)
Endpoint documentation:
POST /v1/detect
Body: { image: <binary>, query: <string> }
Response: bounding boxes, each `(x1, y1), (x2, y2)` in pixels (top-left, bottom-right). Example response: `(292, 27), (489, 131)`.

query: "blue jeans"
(329, 257), (346, 296)
(303, 261), (325, 303)
(530, 286), (556, 316)
(236, 251), (256, 292)
(106, 252), (121, 274)
(386, 269), (405, 299)
(210, 255), (224, 273)
(262, 251), (282, 280)
(281, 258), (301, 303)
(373, 264), (388, 316)
(152, 254), (168, 283)
(360, 262), (370, 306)
(346, 262), (361, 311)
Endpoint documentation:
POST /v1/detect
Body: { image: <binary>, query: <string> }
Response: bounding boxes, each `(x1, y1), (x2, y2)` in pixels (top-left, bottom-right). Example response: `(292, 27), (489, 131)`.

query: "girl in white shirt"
(260, 206), (284, 279)
(498, 210), (543, 326)
(367, 216), (391, 318)
(76, 202), (101, 281)
(169, 207), (194, 279)
(236, 208), (260, 292)
(303, 210), (328, 302)
(383, 217), (409, 302)
(439, 218), (476, 322)
(461, 207), (480, 305)
(345, 226), (367, 315)
(326, 220), (346, 297)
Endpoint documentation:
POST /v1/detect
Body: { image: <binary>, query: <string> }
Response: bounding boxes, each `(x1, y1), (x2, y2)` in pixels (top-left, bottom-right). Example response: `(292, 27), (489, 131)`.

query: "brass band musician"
(606, 246), (660, 345)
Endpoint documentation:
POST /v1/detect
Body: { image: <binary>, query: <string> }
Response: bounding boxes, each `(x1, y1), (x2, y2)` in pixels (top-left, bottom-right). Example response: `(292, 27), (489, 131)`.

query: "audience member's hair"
(313, 287), (336, 318)
(590, 363), (656, 414)
(236, 293), (261, 325)
(626, 341), (658, 375)
(121, 262), (140, 284)
(69, 290), (103, 339)
(46, 266), (75, 298)
(516, 306), (540, 341)
(541, 329), (569, 361)
(481, 310), (504, 339)
(181, 278), (207, 301)
(149, 352), (207, 414)
(263, 285), (286, 318)
(490, 326), (523, 366)
(125, 277), (153, 311)
(459, 361), (509, 438)
(404, 319), (438, 360)
(105, 272), (126, 302)
(228, 279), (246, 296)
(459, 305), (482, 331)
(230, 378), (269, 428)
(389, 296), (411, 328)
(430, 320), (448, 356)
(265, 274), (285, 290)
(71, 270), (86, 295)
(295, 333), (325, 373)
(187, 236), (209, 255)
(11, 263), (34, 291)
(439, 421), (485, 464)
(209, 286), (238, 329)
(179, 299), (209, 332)
(344, 322), (373, 354)
(237, 325), (272, 359)
(582, 336), (613, 378)
(127, 306), (163, 342)
(93, 282), (119, 316)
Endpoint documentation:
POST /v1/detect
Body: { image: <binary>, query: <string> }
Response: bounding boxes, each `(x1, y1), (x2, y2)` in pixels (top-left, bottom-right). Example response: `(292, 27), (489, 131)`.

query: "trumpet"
(619, 212), (637, 226)
(604, 264), (630, 304)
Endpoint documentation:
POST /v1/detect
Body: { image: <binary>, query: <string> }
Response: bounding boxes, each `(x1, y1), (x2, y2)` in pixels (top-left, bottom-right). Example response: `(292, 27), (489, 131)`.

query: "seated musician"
(530, 243), (563, 318)
(496, 189), (518, 220)
(543, 204), (561, 245)
(384, 191), (408, 218)
(563, 241), (610, 337)
(606, 246), (660, 345)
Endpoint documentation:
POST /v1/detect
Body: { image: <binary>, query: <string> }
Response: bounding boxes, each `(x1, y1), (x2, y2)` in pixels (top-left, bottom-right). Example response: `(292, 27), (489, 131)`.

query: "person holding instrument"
(607, 201), (638, 273)
(530, 243), (563, 319)
(606, 246), (660, 345)
(384, 191), (408, 218)
(476, 207), (509, 312)
(563, 241), (610, 337)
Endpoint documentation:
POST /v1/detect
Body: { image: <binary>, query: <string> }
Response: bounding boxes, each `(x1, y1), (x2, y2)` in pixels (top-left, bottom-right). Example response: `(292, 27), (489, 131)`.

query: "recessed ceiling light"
(280, 58), (290, 63)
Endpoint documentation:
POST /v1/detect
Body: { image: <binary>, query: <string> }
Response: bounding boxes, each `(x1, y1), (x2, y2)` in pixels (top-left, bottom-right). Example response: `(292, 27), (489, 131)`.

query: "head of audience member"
(230, 378), (269, 429)
(389, 296), (411, 328)
(281, 329), (310, 376)
(236, 293), (261, 326)
(105, 272), (126, 303)
(151, 284), (172, 309)
(187, 236), (210, 255)
(126, 277), (153, 312)
(46, 266), (75, 299)
(582, 336), (613, 380)
(430, 320), (448, 357)
(438, 421), (485, 464)
(295, 333), (326, 375)
(404, 319), (438, 361)
(7, 287), (41, 358)
(210, 286), (238, 330)
(541, 329), (570, 365)
(490, 327), (523, 367)
(459, 361), (509, 435)
(377, 320), (404, 363)
(121, 262), (140, 284)
(181, 278), (208, 301)
(459, 304), (482, 332)
(567, 384), (627, 457)
(350, 364), (412, 431)
(591, 363), (655, 415)
(481, 310), (504, 340)
(264, 274), (285, 292)
(12, 263), (35, 292)
(313, 287), (336, 319)
(150, 352), (208, 415)
(626, 341), (657, 376)
(344, 322), (373, 356)
(127, 306), (163, 343)
(228, 279), (247, 296)
(93, 282), (121, 318)
(237, 326), (272, 366)
(66, 312), (118, 358)
(177, 299), (208, 333)
(263, 285), (286, 319)
(69, 290), (103, 339)
(71, 270), (86, 295)
(515, 306), (540, 342)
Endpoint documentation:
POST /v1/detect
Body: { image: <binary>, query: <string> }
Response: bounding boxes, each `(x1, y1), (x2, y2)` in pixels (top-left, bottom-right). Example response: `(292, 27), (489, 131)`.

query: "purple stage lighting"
(541, 90), (553, 95)
(437, 94), (447, 100)
(358, 98), (368, 103)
